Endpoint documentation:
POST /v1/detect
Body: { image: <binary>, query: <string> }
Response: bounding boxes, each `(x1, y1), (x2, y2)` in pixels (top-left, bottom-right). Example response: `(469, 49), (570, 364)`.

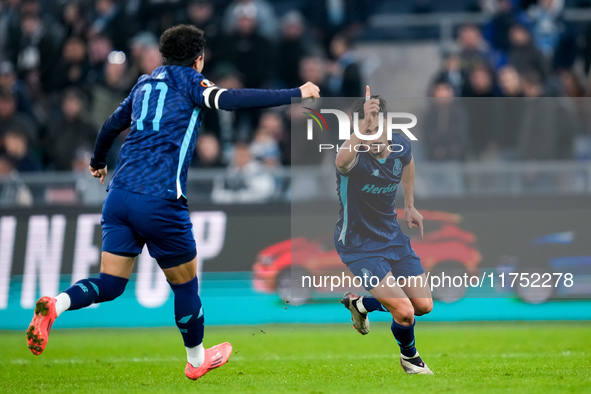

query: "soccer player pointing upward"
(27, 25), (320, 380)
(336, 86), (434, 374)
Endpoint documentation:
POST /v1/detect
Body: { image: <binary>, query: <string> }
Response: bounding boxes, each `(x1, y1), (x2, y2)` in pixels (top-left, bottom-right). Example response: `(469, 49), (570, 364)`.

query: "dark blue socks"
(361, 296), (389, 312)
(64, 272), (128, 310)
(169, 276), (204, 348)
(391, 319), (417, 358)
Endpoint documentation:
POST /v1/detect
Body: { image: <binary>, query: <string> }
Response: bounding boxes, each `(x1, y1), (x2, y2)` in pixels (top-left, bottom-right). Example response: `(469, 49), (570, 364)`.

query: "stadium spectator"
(192, 133), (225, 168)
(462, 65), (502, 160)
(483, 0), (524, 54)
(222, 0), (278, 41)
(518, 71), (576, 160)
(457, 24), (490, 72)
(126, 31), (159, 82)
(44, 36), (89, 93)
(0, 90), (38, 144)
(60, 1), (89, 39)
(249, 125), (281, 167)
(256, 110), (290, 165)
(180, 0), (222, 71)
(277, 11), (307, 89)
(582, 22), (591, 77)
(303, 0), (372, 54)
(497, 65), (523, 97)
(45, 88), (97, 170)
(523, 0), (563, 57)
(463, 64), (497, 97)
(89, 50), (130, 169)
(90, 51), (129, 128)
(497, 66), (525, 159)
(1, 126), (41, 172)
(139, 45), (163, 75)
(422, 81), (469, 162)
(217, 4), (275, 88)
(0, 151), (33, 206)
(328, 34), (362, 97)
(86, 34), (114, 85)
(0, 1), (12, 56)
(508, 23), (548, 82)
(72, 147), (106, 205)
(0, 60), (34, 119)
(201, 66), (261, 147)
(212, 142), (275, 204)
(88, 0), (133, 53)
(558, 69), (586, 98)
(8, 11), (58, 93)
(298, 55), (330, 96)
(432, 51), (466, 97)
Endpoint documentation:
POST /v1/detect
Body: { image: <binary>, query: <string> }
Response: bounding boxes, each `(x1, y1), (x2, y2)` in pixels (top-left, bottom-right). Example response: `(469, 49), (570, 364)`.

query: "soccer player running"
(26, 25), (320, 380)
(336, 86), (433, 374)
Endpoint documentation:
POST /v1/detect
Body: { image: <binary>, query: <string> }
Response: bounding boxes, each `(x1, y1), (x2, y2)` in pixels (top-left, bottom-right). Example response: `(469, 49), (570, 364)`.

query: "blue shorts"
(339, 242), (424, 291)
(101, 188), (197, 269)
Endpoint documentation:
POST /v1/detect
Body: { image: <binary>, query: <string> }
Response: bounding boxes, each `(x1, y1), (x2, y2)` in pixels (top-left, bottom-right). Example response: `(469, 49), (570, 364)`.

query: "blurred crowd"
(0, 0), (371, 184)
(1, 0), (591, 201)
(428, 0), (591, 162)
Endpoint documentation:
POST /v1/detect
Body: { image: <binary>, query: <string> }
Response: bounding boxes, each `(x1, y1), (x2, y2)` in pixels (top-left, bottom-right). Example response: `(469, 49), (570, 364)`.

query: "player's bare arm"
(401, 155), (423, 238)
(336, 86), (380, 173)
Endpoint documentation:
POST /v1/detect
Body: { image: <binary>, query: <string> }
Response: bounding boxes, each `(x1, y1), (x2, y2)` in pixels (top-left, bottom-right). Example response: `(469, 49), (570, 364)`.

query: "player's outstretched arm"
(89, 95), (133, 183)
(401, 155), (423, 238)
(336, 86), (379, 173)
(201, 82), (319, 111)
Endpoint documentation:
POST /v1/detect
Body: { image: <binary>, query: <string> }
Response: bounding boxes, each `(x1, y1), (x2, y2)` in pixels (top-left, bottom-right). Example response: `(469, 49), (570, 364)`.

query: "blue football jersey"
(91, 65), (299, 201)
(104, 66), (216, 200)
(334, 133), (413, 256)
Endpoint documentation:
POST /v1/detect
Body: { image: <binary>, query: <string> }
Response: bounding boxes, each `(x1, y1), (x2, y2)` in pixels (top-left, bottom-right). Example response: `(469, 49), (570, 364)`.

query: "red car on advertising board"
(252, 210), (481, 303)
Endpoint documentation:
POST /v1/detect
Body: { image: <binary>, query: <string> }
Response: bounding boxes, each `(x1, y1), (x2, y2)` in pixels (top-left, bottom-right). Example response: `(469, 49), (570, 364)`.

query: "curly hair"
(159, 25), (206, 67)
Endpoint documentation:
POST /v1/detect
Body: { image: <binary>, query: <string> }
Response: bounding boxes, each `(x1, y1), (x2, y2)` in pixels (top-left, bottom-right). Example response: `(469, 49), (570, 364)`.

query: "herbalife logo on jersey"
(361, 183), (397, 194)
(303, 107), (418, 152)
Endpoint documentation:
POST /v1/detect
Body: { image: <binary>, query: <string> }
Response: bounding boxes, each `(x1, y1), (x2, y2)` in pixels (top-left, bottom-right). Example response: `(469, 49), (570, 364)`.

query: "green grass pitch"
(1, 322), (590, 393)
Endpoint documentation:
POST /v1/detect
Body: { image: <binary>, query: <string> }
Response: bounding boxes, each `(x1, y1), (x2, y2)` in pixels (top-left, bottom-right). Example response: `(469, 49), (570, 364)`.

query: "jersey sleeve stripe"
(213, 89), (227, 110)
(203, 87), (216, 109)
(338, 175), (349, 244)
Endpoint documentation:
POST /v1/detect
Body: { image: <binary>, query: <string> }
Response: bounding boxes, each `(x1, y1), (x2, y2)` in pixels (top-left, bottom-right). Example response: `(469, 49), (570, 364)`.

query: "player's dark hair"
(159, 25), (206, 67)
(351, 95), (387, 118)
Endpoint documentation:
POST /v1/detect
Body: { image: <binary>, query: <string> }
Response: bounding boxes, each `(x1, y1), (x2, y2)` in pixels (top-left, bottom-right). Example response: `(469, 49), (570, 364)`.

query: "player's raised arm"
(89, 93), (134, 183)
(336, 86), (380, 173)
(199, 81), (319, 111)
(401, 155), (423, 238)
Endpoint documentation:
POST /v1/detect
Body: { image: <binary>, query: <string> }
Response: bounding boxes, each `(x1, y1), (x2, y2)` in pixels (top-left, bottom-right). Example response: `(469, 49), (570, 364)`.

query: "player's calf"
(64, 273), (129, 310)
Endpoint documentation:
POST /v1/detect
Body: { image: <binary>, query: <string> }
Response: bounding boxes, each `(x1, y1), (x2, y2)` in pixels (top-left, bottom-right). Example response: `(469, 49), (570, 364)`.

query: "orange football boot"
(185, 342), (233, 380)
(26, 296), (57, 355)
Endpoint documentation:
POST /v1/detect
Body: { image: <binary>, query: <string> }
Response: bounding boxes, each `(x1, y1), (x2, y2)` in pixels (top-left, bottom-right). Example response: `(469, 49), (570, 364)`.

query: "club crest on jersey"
(361, 268), (373, 280)
(371, 169), (380, 176)
(393, 158), (402, 176)
(200, 79), (215, 88)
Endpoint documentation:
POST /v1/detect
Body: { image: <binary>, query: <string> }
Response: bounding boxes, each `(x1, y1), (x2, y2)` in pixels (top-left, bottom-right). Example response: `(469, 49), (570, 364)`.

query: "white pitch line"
(4, 351), (582, 366)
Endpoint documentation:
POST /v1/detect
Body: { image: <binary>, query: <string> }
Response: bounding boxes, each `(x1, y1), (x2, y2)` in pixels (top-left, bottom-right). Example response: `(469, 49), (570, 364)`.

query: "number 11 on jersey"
(137, 82), (168, 131)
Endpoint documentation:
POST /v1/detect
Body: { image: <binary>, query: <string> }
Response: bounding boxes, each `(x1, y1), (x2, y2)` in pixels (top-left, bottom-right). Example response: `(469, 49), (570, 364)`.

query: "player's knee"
(93, 273), (129, 303)
(414, 300), (433, 316)
(390, 305), (415, 325)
